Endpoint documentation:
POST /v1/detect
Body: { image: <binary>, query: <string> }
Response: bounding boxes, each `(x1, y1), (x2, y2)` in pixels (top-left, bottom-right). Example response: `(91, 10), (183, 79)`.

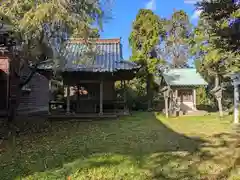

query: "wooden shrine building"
(38, 38), (139, 116)
(156, 68), (208, 117)
(0, 24), (52, 116)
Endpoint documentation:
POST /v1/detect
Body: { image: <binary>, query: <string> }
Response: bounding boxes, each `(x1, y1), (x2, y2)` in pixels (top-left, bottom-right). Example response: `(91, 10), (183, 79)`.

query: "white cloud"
(183, 0), (204, 20)
(184, 0), (199, 4)
(191, 9), (202, 19)
(145, 0), (156, 11)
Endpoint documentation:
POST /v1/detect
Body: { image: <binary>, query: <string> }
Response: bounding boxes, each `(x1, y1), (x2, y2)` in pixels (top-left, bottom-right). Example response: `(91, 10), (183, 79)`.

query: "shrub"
(196, 86), (218, 112)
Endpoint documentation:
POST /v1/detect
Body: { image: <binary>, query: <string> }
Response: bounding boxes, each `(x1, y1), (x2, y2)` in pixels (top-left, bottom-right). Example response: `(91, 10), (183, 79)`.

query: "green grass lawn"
(0, 112), (240, 180)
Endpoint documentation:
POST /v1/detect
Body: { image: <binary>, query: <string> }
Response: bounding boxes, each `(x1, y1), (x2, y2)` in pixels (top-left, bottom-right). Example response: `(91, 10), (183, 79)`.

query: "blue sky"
(100, 0), (200, 59)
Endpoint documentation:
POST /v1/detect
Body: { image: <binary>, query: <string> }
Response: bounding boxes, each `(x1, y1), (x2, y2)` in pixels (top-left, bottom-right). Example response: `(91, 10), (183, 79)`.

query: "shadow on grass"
(0, 112), (239, 180)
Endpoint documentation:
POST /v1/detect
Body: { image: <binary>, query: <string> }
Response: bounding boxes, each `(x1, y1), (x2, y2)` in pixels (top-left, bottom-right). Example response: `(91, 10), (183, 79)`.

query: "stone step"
(184, 110), (208, 116)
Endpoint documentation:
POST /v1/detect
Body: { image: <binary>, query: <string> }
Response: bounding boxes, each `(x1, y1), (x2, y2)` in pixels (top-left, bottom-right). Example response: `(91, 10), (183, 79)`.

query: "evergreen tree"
(129, 9), (166, 110)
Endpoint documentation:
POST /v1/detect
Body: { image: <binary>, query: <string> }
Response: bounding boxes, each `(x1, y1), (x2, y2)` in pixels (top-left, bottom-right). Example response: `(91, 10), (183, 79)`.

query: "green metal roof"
(161, 68), (208, 86)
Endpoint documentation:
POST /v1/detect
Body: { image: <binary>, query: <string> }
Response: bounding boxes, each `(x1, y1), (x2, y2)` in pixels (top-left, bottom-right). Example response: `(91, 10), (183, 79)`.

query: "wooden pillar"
(175, 89), (178, 99)
(6, 62), (9, 111)
(99, 80), (103, 115)
(48, 80), (52, 114)
(77, 85), (80, 112)
(174, 88), (178, 107)
(174, 89), (178, 116)
(193, 88), (196, 110)
(163, 87), (169, 118)
(66, 85), (70, 113)
(165, 98), (169, 118)
(123, 80), (128, 114)
(234, 83), (239, 124)
(120, 80), (123, 89)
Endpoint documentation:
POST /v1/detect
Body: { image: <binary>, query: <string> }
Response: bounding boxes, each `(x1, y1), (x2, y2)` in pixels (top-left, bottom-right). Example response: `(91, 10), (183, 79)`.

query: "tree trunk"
(215, 74), (220, 89)
(7, 72), (21, 142)
(214, 74), (223, 117)
(234, 84), (239, 124)
(217, 97), (223, 117)
(7, 45), (47, 122)
(146, 73), (152, 111)
(7, 58), (38, 125)
(6, 30), (46, 139)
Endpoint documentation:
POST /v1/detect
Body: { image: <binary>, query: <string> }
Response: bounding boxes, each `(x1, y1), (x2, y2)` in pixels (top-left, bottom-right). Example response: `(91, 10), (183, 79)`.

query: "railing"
(49, 101), (66, 113)
(48, 99), (127, 114)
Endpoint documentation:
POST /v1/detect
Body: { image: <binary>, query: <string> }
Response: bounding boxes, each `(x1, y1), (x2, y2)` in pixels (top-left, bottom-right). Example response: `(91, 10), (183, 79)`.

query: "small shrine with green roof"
(156, 68), (208, 117)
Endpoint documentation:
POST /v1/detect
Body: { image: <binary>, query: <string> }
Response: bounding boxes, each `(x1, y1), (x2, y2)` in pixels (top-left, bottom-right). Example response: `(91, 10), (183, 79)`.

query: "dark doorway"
(0, 70), (8, 110)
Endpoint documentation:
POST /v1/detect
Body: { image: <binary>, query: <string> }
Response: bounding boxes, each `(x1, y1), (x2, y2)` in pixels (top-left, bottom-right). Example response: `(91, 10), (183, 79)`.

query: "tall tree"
(0, 0), (109, 123)
(197, 0), (240, 72)
(190, 19), (226, 117)
(160, 10), (192, 68)
(190, 0), (240, 117)
(129, 9), (165, 110)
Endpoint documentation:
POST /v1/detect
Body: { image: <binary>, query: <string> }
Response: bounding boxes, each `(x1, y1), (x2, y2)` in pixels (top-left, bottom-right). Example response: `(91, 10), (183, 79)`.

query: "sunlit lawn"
(0, 112), (240, 180)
